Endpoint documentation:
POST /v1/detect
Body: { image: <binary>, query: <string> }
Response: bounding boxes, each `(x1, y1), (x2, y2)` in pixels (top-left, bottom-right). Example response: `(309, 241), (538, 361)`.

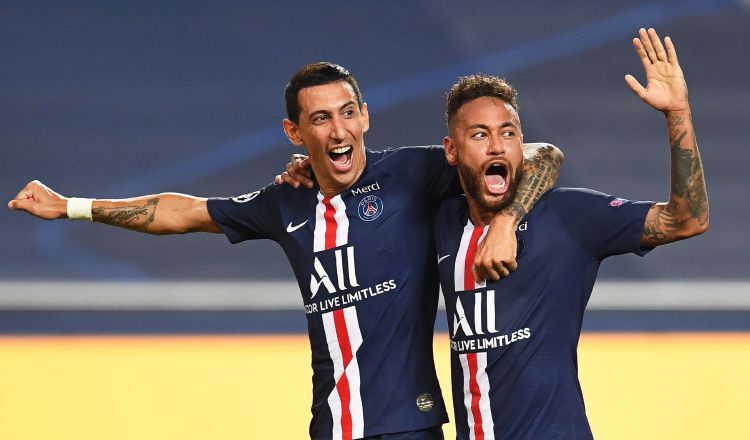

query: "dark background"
(3, 0), (748, 282)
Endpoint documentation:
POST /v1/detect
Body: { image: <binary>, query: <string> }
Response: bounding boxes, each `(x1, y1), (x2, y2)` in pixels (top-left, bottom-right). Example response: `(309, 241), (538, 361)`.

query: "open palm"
(625, 28), (689, 113)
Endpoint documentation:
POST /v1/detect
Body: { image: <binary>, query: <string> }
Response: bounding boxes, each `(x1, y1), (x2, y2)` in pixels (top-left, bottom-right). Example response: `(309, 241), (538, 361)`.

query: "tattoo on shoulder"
(92, 198), (159, 231)
(501, 144), (562, 221)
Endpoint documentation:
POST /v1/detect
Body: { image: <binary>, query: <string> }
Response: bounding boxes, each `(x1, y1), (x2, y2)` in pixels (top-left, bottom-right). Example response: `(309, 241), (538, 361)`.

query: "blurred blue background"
(2, 0), (748, 285)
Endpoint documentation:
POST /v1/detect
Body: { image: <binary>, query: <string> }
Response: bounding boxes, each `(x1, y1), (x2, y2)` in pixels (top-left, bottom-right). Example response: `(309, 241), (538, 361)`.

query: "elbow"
(548, 143), (565, 165)
(680, 215), (710, 240)
(694, 215), (710, 236)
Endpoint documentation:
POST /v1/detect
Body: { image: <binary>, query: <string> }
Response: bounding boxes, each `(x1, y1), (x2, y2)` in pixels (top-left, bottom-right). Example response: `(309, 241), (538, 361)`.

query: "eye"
(342, 107), (355, 118)
(502, 130), (515, 138)
(471, 131), (487, 140)
(312, 114), (328, 124)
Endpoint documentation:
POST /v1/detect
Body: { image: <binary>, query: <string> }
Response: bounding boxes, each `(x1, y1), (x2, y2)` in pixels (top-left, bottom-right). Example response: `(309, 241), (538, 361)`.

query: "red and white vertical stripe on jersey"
(314, 193), (363, 439)
(314, 193), (349, 252)
(455, 221), (494, 439)
(454, 221), (488, 292)
(323, 307), (364, 440)
(459, 352), (494, 440)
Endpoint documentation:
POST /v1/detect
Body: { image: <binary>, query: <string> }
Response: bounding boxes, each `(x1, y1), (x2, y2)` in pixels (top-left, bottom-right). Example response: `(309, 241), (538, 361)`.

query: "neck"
(466, 196), (493, 226)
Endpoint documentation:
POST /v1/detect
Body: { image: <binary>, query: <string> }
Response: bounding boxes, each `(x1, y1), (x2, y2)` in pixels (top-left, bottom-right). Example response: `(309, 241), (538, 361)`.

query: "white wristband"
(67, 198), (94, 221)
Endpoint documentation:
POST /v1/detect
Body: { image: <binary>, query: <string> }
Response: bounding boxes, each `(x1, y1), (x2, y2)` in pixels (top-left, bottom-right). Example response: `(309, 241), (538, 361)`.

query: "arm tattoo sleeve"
(642, 113), (709, 245)
(501, 144), (563, 224)
(92, 198), (160, 232)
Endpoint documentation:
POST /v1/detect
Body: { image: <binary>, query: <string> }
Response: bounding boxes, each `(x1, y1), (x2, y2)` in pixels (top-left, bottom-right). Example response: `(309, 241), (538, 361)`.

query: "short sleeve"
(376, 146), (461, 201)
(544, 188), (654, 258)
(207, 184), (281, 243)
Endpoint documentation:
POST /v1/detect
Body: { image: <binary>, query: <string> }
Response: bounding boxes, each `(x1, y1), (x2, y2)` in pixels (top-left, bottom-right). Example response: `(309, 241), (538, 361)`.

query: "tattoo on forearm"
(667, 113), (708, 224)
(92, 198), (159, 231)
(501, 145), (562, 223)
(667, 115), (685, 143)
(643, 113), (709, 244)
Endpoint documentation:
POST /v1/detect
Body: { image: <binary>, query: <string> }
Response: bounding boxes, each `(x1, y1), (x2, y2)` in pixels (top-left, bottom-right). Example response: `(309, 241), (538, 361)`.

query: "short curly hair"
(445, 74), (518, 131)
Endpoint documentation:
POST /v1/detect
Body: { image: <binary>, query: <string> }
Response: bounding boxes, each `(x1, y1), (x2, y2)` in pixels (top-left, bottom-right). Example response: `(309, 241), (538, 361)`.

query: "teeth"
(331, 146), (351, 154)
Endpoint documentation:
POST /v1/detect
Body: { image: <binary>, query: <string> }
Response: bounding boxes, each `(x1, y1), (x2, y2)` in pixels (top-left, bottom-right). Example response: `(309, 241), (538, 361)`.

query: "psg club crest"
(357, 195), (383, 221)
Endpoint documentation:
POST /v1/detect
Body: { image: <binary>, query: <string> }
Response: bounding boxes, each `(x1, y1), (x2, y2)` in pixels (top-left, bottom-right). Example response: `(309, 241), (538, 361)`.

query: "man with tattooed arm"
(8, 61), (562, 439)
(434, 28), (708, 439)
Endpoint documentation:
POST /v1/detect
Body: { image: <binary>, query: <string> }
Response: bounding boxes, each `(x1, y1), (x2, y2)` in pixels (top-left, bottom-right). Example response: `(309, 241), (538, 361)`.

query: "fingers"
(647, 28), (667, 62)
(290, 153), (307, 165)
(275, 155), (313, 188)
(15, 184), (35, 201)
(638, 28), (658, 64)
(287, 155), (314, 188)
(473, 255), (517, 282)
(632, 37), (650, 71)
(664, 36), (679, 65)
(279, 171), (301, 188)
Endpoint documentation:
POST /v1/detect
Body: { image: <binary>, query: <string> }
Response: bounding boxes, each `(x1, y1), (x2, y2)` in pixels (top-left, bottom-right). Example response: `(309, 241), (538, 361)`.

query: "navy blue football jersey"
(208, 146), (459, 440)
(434, 188), (653, 440)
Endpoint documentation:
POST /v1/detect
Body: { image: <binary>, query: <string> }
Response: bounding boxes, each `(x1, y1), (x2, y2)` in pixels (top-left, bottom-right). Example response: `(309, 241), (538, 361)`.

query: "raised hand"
(7, 180), (68, 220)
(625, 28), (689, 113)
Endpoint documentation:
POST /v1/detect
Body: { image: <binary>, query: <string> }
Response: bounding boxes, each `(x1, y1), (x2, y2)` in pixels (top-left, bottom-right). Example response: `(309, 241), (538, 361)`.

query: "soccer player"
(435, 28), (708, 439)
(8, 63), (562, 439)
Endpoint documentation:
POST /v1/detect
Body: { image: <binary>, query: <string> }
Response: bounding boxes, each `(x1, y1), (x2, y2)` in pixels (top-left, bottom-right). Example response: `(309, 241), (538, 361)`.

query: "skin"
(282, 80), (369, 197)
(8, 76), (563, 280)
(439, 28), (707, 253)
(443, 96), (525, 226)
(625, 28), (709, 246)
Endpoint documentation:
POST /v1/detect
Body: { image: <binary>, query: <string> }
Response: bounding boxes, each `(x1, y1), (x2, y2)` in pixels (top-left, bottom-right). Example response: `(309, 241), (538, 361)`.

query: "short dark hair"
(445, 74), (519, 131)
(284, 62), (363, 123)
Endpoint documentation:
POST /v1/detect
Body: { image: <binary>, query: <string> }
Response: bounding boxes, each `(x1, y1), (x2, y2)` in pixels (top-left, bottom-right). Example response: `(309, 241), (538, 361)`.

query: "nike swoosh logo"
(286, 220), (308, 233)
(437, 254), (451, 264)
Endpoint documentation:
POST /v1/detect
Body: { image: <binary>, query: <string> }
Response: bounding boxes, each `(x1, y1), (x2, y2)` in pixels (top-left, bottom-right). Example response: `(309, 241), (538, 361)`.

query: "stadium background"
(1, 1), (748, 438)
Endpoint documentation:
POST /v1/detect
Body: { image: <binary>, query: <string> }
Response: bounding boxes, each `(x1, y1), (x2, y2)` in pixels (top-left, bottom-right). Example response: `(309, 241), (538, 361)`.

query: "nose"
(329, 115), (346, 143)
(487, 136), (505, 156)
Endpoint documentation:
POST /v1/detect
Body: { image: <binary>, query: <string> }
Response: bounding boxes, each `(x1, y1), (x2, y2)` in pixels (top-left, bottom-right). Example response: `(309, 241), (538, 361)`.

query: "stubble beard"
(457, 161), (522, 216)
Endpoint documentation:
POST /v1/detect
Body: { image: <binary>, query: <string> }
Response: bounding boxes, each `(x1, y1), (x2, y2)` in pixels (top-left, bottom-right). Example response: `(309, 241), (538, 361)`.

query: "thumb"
(625, 74), (647, 100)
(8, 198), (35, 213)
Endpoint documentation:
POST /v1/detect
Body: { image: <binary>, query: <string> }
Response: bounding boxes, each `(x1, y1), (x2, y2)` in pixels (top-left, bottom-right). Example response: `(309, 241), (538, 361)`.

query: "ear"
(282, 119), (304, 146)
(443, 135), (457, 166)
(361, 102), (370, 133)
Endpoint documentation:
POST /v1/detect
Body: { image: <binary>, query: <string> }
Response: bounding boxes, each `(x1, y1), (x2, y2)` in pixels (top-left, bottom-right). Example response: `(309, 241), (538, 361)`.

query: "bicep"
(186, 198), (223, 233)
(154, 195), (222, 234)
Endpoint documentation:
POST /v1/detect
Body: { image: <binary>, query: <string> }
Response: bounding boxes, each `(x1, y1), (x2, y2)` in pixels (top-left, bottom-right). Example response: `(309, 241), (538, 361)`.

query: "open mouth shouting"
(484, 161), (510, 195)
(329, 145), (353, 171)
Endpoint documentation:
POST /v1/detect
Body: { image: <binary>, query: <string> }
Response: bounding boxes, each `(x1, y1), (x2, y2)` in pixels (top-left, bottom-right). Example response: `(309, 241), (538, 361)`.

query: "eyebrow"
(309, 100), (356, 118)
(466, 121), (517, 130)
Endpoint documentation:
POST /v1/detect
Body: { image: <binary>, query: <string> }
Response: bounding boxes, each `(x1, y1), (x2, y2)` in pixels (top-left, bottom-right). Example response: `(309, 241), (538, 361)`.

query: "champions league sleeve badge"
(357, 195), (383, 221)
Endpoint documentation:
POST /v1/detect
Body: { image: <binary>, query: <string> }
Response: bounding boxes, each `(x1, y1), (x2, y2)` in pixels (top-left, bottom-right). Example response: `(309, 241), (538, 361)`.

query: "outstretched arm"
(625, 28), (709, 247)
(8, 180), (221, 234)
(473, 142), (564, 281)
